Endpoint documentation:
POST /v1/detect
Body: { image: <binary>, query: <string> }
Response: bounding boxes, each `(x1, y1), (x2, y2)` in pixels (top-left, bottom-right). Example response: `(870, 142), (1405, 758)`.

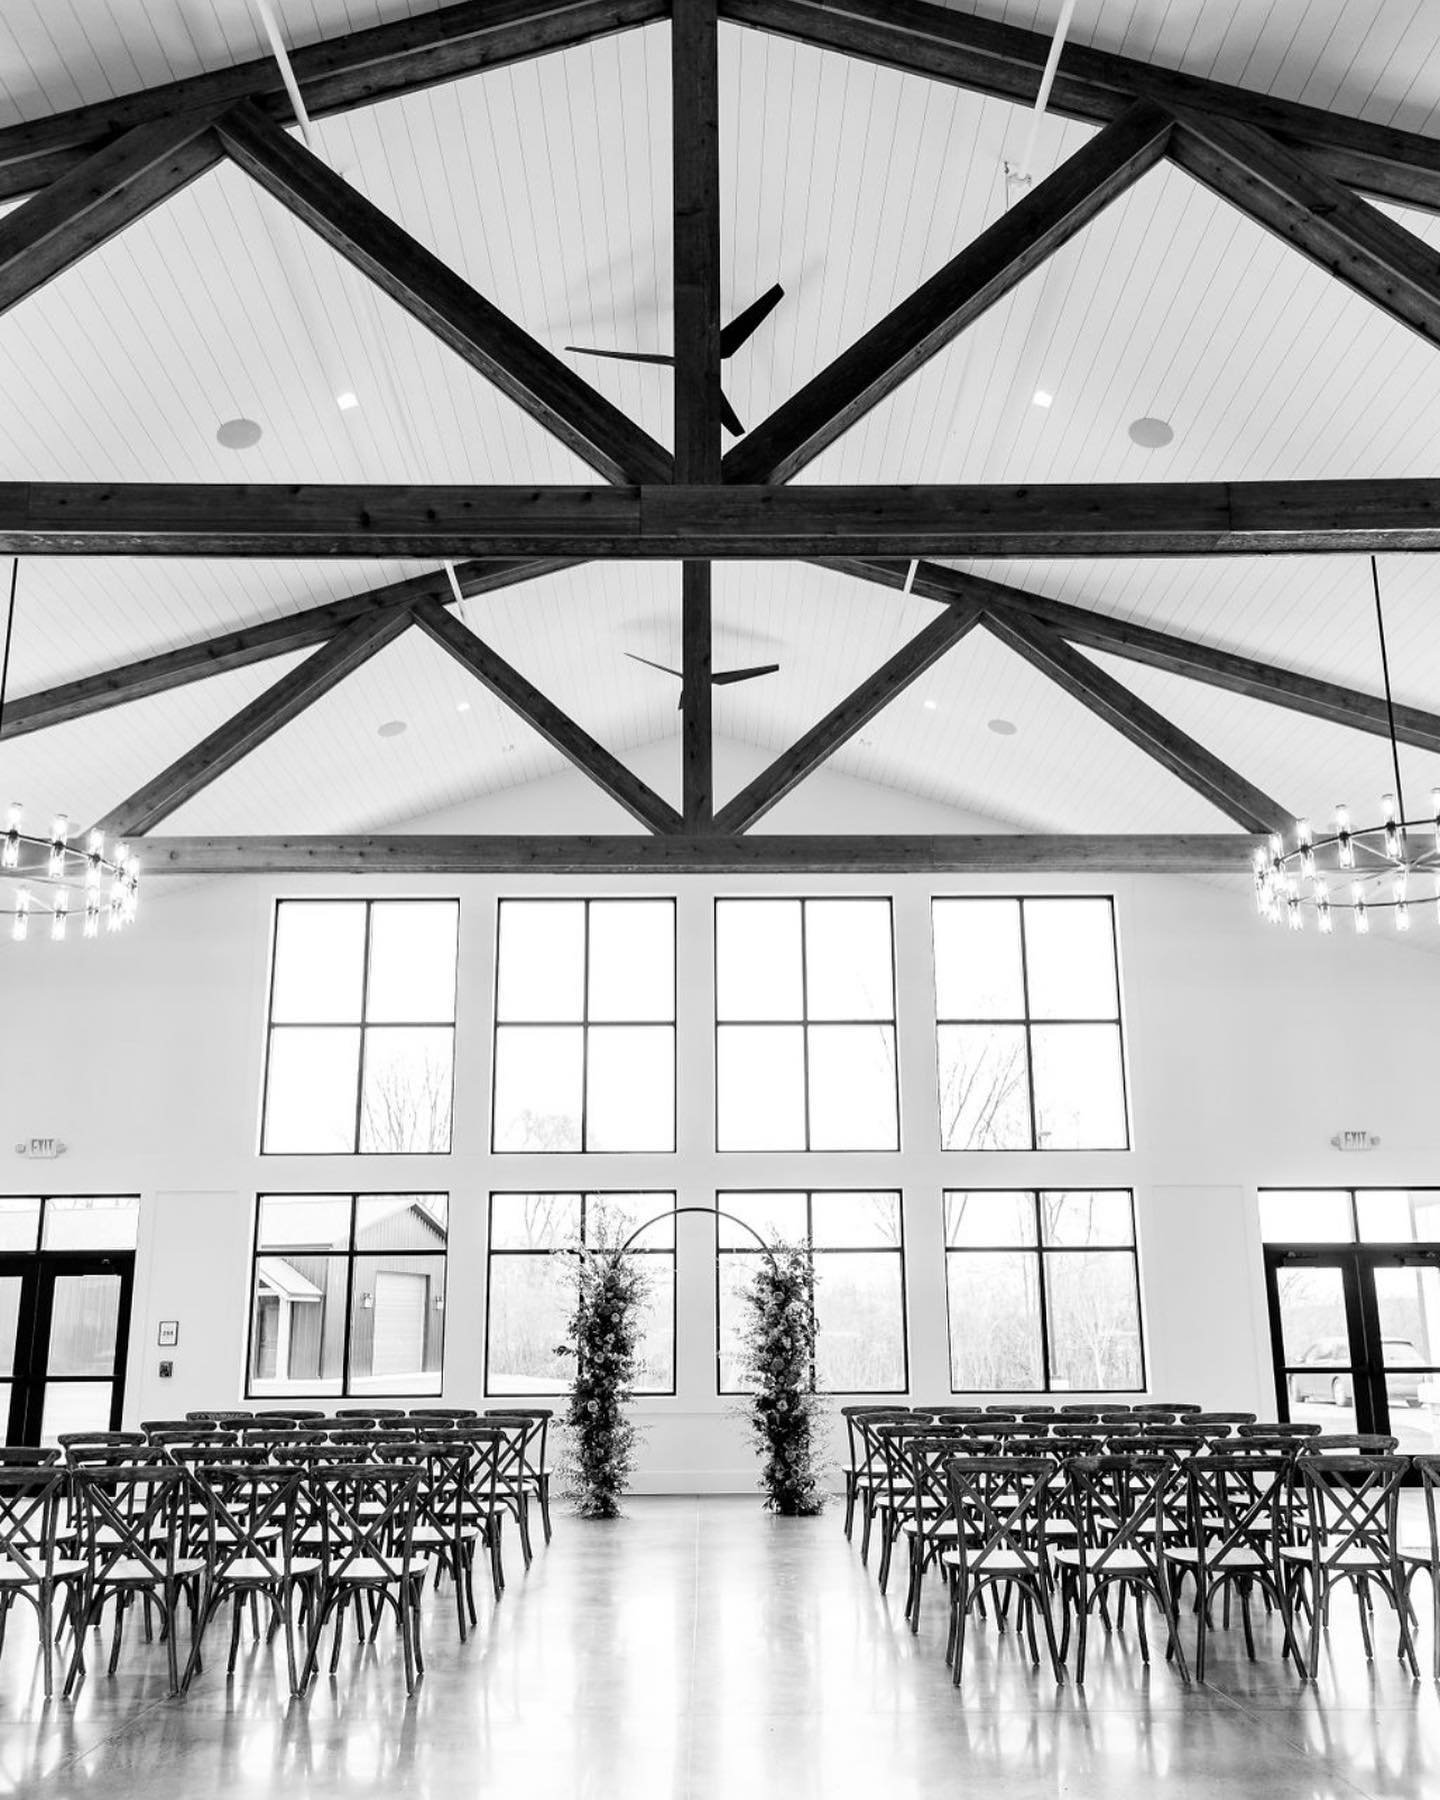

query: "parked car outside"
(1289, 1336), (1425, 1406)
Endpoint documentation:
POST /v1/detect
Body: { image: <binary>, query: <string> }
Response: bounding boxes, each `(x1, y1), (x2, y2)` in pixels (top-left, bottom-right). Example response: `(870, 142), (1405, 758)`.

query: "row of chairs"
(841, 1405), (1440, 1685)
(0, 1406), (557, 1699)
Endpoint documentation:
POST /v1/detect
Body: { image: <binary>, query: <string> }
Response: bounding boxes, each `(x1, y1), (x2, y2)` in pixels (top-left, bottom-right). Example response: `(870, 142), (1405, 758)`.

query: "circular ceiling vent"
(376, 719), (408, 739)
(1128, 416), (1175, 449)
(215, 417), (263, 450)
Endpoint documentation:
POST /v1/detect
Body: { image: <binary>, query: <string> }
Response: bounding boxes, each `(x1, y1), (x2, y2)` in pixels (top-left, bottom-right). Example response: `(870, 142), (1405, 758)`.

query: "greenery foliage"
(555, 1229), (651, 1518)
(737, 1243), (827, 1516)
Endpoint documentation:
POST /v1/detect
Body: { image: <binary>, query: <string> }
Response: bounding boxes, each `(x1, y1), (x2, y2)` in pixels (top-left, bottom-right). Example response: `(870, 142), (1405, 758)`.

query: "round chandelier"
(0, 560), (140, 943)
(1253, 555), (1432, 936)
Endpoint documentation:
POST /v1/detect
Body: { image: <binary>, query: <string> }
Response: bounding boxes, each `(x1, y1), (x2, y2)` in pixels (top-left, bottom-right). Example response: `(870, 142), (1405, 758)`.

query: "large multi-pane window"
(715, 899), (898, 1151)
(262, 900), (459, 1155)
(485, 1193), (676, 1394)
(247, 1193), (448, 1397)
(944, 1190), (1143, 1392)
(933, 897), (1127, 1150)
(492, 900), (676, 1153)
(715, 1191), (907, 1394)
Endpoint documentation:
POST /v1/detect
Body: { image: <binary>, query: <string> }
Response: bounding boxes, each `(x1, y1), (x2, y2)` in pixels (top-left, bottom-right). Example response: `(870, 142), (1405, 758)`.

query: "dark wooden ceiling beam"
(981, 608), (1296, 835)
(718, 0), (1440, 213)
(139, 830), (1264, 875)
(94, 606), (415, 839)
(714, 600), (985, 833)
(216, 102), (671, 485)
(0, 0), (668, 204)
(725, 102), (1172, 485)
(13, 480), (1440, 556)
(826, 555), (1440, 754)
(1, 556), (577, 740)
(1168, 110), (1440, 353)
(410, 597), (681, 834)
(671, 0), (723, 826)
(0, 112), (223, 317)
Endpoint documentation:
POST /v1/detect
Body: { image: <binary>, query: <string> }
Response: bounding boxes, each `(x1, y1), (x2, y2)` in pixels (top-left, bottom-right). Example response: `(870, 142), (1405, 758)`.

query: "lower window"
(944, 1189), (1144, 1393)
(716, 1191), (908, 1395)
(485, 1192), (676, 1396)
(247, 1193), (448, 1398)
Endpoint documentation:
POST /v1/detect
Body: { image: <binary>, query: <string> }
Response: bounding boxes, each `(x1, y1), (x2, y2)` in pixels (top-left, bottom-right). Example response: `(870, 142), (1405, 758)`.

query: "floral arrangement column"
(556, 1234), (651, 1519)
(738, 1243), (826, 1515)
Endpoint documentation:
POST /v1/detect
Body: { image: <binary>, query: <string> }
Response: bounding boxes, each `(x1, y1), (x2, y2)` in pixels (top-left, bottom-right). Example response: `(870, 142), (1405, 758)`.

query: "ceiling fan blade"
(625, 651), (683, 678)
(720, 283), (785, 358)
(718, 389), (746, 438)
(564, 346), (676, 367)
(712, 663), (780, 685)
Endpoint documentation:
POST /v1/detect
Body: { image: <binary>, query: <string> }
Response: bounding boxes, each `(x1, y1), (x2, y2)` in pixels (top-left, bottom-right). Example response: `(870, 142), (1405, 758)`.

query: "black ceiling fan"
(565, 283), (785, 435)
(626, 651), (779, 707)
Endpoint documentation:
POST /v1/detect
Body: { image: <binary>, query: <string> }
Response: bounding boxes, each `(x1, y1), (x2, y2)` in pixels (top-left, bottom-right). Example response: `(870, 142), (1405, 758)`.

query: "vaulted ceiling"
(2, 2), (1440, 854)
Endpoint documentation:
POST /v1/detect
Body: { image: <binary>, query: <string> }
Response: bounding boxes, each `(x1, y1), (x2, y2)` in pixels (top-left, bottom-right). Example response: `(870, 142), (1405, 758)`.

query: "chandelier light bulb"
(1397, 900), (1412, 932)
(1353, 882), (1369, 934)
(1335, 802), (1355, 869)
(1317, 901), (1333, 935)
(11, 889), (28, 941)
(50, 889), (69, 941)
(1286, 897), (1304, 931)
(2, 802), (19, 870)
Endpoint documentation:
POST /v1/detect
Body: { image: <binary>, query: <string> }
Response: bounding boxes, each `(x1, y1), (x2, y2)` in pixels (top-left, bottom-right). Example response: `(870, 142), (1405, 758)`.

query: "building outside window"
(248, 1193), (448, 1397)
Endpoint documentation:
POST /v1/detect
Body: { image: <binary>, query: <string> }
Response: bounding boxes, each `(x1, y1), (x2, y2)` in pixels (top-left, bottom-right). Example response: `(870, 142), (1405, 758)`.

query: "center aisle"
(13, 1496), (1436, 1798)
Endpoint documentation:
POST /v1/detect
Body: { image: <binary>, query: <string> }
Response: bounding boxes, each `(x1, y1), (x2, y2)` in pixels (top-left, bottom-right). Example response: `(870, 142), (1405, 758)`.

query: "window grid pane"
(943, 1190), (1144, 1394)
(932, 897), (1128, 1153)
(716, 1191), (907, 1396)
(247, 1193), (448, 1399)
(493, 900), (676, 1153)
(485, 1192), (677, 1396)
(715, 900), (898, 1152)
(263, 901), (458, 1156)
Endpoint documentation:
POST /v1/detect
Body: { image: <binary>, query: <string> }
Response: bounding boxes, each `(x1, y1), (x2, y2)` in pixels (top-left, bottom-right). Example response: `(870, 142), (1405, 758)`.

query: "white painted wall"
(3, 739), (1438, 1490)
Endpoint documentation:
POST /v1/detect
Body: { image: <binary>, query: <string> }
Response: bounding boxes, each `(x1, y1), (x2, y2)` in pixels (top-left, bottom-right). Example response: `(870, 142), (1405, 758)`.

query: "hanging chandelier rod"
(1371, 553), (1407, 829)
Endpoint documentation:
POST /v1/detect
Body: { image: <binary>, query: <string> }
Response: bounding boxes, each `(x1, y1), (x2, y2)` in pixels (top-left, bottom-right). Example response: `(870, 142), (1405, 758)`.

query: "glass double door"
(1265, 1246), (1440, 1454)
(0, 1253), (134, 1446)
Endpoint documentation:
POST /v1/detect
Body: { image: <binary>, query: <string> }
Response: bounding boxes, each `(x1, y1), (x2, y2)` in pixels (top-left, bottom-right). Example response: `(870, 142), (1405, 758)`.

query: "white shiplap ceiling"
(2, 3), (1440, 841)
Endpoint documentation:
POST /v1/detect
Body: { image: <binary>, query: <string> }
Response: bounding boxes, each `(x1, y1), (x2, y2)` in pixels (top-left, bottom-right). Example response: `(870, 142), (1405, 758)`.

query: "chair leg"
(38, 1588), (54, 1701)
(843, 1474), (857, 1541)
(1038, 1584), (1066, 1685)
(951, 1582), (969, 1687)
(539, 1475), (553, 1546)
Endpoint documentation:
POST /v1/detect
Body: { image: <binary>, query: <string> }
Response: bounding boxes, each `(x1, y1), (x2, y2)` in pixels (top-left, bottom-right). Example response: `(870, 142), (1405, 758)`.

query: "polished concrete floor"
(3, 1497), (1440, 1797)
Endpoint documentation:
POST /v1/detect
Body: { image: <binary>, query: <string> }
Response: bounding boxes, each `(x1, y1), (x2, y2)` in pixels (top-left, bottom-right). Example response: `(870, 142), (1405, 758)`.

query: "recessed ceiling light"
(376, 719), (407, 738)
(1128, 415), (1175, 448)
(923, 699), (938, 711)
(988, 717), (1018, 736)
(456, 700), (471, 713)
(1032, 389), (1054, 408)
(216, 417), (262, 450)
(336, 391), (359, 412)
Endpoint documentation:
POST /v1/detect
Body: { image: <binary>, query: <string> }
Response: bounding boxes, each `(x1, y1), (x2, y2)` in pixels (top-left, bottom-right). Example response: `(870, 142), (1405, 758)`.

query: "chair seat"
(95, 1557), (206, 1583)
(334, 1557), (426, 1583)
(941, 1548), (1042, 1575)
(216, 1556), (320, 1583)
(412, 1523), (480, 1547)
(1278, 1545), (1393, 1569)
(1168, 1544), (1265, 1570)
(1052, 1547), (1154, 1575)
(0, 1559), (87, 1585)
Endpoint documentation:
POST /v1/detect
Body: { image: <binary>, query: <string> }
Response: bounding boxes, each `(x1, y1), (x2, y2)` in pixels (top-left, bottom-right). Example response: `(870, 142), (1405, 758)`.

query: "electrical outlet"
(158, 1360), (173, 1379)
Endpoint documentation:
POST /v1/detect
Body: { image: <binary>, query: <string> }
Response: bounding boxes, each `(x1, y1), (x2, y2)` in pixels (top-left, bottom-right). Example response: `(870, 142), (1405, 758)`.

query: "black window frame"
(931, 895), (1130, 1153)
(714, 1188), (910, 1397)
(483, 1190), (678, 1398)
(490, 898), (678, 1155)
(713, 896), (901, 1154)
(245, 1191), (450, 1400)
(260, 897), (460, 1158)
(942, 1188), (1145, 1395)
(1257, 1186), (1440, 1247)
